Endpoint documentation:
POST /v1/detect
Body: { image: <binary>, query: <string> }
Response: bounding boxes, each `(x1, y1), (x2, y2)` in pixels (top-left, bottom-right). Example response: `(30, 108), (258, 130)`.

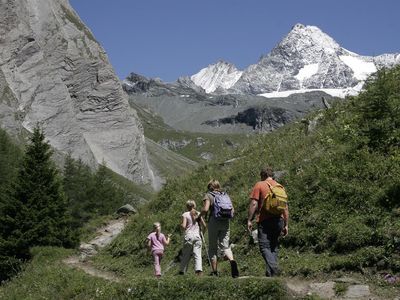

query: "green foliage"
(63, 156), (154, 232)
(130, 100), (252, 164)
(334, 282), (349, 296)
(0, 127), (155, 282)
(0, 126), (77, 281)
(0, 129), (21, 187)
(354, 66), (400, 152)
(0, 247), (286, 299)
(95, 66), (400, 281)
(63, 155), (94, 229)
(2, 66), (400, 297)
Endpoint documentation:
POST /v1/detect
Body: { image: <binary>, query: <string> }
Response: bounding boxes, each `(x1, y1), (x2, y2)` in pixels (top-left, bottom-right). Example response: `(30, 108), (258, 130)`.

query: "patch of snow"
(339, 55), (377, 80)
(342, 47), (359, 56)
(22, 120), (33, 132)
(122, 80), (133, 87)
(259, 84), (364, 99)
(191, 61), (242, 93)
(179, 95), (190, 98)
(295, 63), (319, 82)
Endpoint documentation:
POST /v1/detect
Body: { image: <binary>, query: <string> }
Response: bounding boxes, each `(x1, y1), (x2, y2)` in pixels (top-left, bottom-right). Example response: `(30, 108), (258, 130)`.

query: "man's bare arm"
(247, 199), (258, 232)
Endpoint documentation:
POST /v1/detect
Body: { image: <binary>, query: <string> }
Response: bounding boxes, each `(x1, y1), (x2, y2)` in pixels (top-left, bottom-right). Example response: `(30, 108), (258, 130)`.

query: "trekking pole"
(200, 230), (212, 267)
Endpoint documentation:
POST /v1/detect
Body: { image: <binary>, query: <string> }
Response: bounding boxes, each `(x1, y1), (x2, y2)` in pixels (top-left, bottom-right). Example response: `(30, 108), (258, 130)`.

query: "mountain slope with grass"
(130, 100), (253, 164)
(1, 66), (399, 299)
(89, 66), (400, 296)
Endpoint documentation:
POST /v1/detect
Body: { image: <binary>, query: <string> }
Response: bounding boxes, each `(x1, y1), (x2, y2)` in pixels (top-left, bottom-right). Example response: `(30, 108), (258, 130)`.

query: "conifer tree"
(356, 65), (400, 152)
(0, 126), (77, 280)
(63, 155), (94, 228)
(0, 129), (23, 281)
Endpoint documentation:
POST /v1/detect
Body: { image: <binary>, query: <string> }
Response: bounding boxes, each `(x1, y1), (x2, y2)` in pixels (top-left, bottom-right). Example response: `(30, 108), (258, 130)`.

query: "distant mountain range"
(124, 24), (399, 134)
(189, 24), (400, 97)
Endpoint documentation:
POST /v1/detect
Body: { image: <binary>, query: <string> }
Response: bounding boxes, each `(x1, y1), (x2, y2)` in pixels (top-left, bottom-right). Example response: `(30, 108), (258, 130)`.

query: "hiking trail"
(63, 217), (128, 282)
(61, 216), (390, 299)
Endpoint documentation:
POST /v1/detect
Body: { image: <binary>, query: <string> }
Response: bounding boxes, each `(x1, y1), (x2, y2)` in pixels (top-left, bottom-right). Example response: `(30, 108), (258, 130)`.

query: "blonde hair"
(207, 179), (221, 192)
(153, 222), (161, 230)
(186, 199), (196, 210)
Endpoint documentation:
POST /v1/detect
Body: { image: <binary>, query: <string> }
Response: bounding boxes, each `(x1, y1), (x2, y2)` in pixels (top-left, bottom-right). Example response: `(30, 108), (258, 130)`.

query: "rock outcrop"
(0, 0), (152, 183)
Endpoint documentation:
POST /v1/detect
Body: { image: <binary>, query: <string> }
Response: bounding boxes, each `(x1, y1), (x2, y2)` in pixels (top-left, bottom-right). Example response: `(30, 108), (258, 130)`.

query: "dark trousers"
(257, 217), (284, 277)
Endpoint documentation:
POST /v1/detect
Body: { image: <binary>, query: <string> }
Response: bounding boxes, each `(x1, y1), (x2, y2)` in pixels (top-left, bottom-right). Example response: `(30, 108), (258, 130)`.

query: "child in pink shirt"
(146, 222), (171, 277)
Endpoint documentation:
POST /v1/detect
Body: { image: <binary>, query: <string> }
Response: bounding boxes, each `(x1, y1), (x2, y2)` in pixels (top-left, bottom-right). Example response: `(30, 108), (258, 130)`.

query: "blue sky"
(70, 0), (400, 82)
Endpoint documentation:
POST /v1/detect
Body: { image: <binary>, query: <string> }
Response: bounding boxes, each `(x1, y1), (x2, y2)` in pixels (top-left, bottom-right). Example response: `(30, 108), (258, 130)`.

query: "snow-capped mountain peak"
(190, 60), (242, 93)
(226, 23), (399, 97)
(282, 24), (341, 55)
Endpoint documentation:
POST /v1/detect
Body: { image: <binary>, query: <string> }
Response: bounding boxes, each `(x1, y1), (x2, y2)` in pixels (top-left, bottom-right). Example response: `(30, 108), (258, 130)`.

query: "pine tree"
(356, 66), (400, 152)
(0, 126), (77, 280)
(0, 129), (23, 281)
(87, 163), (124, 215)
(63, 155), (94, 229)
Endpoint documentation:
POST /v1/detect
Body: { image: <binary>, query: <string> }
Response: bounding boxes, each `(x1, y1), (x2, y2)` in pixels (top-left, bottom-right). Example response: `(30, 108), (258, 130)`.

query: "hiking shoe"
(209, 271), (219, 276)
(266, 269), (281, 277)
(230, 260), (239, 278)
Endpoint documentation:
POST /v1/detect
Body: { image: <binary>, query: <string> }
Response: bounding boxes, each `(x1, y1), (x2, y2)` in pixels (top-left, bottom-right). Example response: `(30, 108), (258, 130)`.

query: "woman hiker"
(179, 200), (206, 275)
(200, 179), (239, 278)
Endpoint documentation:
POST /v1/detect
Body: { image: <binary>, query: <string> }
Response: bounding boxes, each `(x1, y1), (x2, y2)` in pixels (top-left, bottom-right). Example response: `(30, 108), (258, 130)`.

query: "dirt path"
(63, 217), (128, 282)
(62, 217), (388, 299)
(63, 256), (121, 282)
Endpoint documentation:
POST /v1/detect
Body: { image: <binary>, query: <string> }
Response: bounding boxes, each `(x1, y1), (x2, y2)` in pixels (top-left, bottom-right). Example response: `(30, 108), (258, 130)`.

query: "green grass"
(334, 282), (349, 296)
(130, 101), (252, 164)
(102, 166), (155, 203)
(2, 67), (400, 298)
(90, 66), (400, 299)
(0, 247), (288, 300)
(0, 247), (119, 299)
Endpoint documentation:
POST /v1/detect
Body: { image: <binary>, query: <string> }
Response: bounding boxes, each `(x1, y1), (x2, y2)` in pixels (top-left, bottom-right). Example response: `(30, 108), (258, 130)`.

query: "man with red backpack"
(247, 167), (289, 277)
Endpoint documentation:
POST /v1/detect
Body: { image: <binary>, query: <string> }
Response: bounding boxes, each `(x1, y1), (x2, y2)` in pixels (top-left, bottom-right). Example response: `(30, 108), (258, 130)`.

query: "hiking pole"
(200, 230), (212, 267)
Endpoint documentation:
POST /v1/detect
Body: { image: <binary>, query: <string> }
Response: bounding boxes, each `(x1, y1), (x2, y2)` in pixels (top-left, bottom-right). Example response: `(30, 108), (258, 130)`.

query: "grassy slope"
(91, 68), (400, 297)
(0, 247), (286, 299)
(130, 100), (252, 164)
(2, 68), (400, 298)
(145, 137), (198, 180)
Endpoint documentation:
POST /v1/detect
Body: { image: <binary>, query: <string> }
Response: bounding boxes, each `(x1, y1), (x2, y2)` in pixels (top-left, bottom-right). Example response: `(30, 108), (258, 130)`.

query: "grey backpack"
(210, 191), (233, 219)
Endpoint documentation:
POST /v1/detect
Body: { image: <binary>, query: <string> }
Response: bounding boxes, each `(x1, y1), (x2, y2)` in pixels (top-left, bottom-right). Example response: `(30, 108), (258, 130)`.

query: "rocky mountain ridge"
(193, 24), (400, 97)
(123, 24), (399, 135)
(0, 0), (152, 184)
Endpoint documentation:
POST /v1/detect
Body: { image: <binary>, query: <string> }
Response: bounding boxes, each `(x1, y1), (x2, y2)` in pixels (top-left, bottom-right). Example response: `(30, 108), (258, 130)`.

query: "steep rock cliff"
(0, 0), (152, 183)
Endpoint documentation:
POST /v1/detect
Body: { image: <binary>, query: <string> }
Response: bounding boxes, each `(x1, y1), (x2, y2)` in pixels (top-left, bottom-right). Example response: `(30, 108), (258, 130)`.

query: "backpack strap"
(258, 180), (274, 215)
(205, 192), (215, 221)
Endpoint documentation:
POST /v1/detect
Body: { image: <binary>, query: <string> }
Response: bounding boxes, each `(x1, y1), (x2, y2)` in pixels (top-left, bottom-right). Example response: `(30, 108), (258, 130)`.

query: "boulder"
(117, 204), (137, 215)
